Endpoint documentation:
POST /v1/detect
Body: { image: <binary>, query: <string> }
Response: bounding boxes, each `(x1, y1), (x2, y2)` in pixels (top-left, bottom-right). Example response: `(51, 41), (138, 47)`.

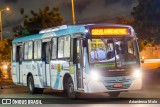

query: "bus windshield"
(88, 37), (139, 68)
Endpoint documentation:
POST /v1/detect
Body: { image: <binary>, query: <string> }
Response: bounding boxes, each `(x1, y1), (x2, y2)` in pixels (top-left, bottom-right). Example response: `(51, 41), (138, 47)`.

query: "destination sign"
(91, 28), (128, 36)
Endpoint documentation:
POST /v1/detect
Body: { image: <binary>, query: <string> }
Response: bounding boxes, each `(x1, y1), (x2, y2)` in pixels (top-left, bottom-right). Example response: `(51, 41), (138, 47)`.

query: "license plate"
(113, 83), (123, 88)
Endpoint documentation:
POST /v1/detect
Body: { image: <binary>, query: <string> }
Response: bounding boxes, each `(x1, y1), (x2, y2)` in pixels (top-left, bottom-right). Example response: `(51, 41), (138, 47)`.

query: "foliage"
(0, 39), (12, 62)
(115, 17), (134, 26)
(12, 6), (63, 37)
(12, 25), (30, 38)
(131, 0), (160, 45)
(22, 6), (63, 34)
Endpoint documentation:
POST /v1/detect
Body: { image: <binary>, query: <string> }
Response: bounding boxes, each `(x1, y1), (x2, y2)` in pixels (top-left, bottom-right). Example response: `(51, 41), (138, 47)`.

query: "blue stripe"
(54, 72), (60, 89)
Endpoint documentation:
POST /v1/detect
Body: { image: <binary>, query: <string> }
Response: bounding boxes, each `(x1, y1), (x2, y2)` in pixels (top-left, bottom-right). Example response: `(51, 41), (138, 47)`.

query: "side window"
(52, 38), (57, 59)
(34, 41), (38, 59)
(34, 40), (42, 59)
(12, 44), (16, 61)
(64, 36), (70, 57)
(37, 40), (42, 59)
(24, 41), (33, 60)
(127, 40), (134, 54)
(24, 42), (29, 60)
(58, 37), (64, 58)
(28, 41), (33, 59)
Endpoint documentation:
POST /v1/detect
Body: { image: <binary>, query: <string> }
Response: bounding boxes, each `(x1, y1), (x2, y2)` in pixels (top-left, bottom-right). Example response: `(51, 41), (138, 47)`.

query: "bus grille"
(101, 70), (132, 77)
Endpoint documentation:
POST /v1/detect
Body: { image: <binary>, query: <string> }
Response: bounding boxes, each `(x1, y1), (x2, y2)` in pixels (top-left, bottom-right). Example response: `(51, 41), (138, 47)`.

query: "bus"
(12, 24), (142, 98)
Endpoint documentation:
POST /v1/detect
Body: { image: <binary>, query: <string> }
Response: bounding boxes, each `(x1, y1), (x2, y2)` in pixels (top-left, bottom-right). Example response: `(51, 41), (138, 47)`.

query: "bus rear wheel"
(28, 76), (36, 94)
(27, 76), (44, 94)
(108, 92), (120, 97)
(67, 78), (78, 98)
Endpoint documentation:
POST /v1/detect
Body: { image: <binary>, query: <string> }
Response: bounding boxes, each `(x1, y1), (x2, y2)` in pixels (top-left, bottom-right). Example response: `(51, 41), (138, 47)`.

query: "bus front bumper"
(86, 76), (142, 93)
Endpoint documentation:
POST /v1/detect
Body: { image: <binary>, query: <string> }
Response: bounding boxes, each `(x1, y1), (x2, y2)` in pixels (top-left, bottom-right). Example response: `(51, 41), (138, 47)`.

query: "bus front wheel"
(67, 78), (78, 98)
(108, 92), (120, 97)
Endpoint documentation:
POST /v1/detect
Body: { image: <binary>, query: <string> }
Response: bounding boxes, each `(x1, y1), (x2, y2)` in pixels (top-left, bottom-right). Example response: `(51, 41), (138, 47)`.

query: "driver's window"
(127, 40), (134, 54)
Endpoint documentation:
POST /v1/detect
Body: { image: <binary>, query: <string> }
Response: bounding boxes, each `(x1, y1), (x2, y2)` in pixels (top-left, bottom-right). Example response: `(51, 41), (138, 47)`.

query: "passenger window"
(34, 40), (42, 59)
(12, 44), (16, 61)
(58, 37), (64, 58)
(37, 40), (42, 59)
(24, 42), (29, 60)
(24, 41), (33, 60)
(34, 41), (38, 59)
(28, 41), (33, 59)
(64, 36), (70, 58)
(52, 38), (57, 59)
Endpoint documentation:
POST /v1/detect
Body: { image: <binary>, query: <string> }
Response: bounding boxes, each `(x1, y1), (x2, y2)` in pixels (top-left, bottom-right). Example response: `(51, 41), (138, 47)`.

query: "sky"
(0, 0), (138, 38)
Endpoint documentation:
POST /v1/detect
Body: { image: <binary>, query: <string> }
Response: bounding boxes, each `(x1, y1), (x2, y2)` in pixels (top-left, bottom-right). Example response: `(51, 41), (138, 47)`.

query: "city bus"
(11, 24), (142, 98)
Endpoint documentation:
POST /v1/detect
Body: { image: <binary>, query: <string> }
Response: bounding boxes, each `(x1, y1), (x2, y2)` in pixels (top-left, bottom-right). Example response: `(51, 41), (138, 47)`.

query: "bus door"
(42, 42), (51, 87)
(74, 38), (84, 89)
(16, 45), (23, 84)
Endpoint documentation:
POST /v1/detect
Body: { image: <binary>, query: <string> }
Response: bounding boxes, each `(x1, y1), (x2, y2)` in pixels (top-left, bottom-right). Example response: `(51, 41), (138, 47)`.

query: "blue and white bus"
(12, 24), (142, 98)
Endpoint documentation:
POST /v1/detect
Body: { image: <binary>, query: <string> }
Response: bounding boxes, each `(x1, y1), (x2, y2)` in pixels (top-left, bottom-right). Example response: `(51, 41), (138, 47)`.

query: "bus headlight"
(90, 70), (101, 81)
(133, 69), (141, 78)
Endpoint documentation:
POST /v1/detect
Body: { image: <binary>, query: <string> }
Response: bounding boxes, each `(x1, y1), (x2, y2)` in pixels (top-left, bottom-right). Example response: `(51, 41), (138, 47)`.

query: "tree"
(0, 39), (12, 62)
(115, 17), (134, 25)
(21, 6), (63, 34)
(131, 0), (160, 45)
(12, 6), (64, 38)
(12, 25), (28, 37)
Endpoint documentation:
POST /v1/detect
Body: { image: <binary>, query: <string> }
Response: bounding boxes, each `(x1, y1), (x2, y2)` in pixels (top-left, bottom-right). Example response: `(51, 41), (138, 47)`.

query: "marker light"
(90, 70), (101, 81)
(133, 69), (141, 78)
(85, 29), (89, 33)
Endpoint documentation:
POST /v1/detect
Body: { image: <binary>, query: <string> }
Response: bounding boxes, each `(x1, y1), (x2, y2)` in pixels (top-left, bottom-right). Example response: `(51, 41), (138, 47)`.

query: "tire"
(27, 76), (36, 94)
(62, 90), (67, 97)
(67, 78), (78, 98)
(36, 88), (44, 94)
(27, 76), (44, 94)
(108, 92), (120, 97)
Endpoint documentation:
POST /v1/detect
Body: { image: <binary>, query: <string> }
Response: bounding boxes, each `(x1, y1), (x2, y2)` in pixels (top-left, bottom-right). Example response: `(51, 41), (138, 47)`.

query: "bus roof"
(12, 24), (133, 43)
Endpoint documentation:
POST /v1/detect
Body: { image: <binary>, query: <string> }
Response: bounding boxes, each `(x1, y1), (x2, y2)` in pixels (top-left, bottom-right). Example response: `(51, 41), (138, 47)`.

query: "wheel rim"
(68, 82), (74, 94)
(29, 81), (32, 92)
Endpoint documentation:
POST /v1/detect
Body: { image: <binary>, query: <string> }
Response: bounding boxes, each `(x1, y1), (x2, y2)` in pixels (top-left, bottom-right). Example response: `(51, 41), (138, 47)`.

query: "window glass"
(46, 43), (50, 63)
(24, 42), (29, 60)
(58, 37), (64, 58)
(28, 41), (33, 59)
(34, 41), (38, 59)
(52, 38), (57, 59)
(12, 44), (16, 61)
(37, 40), (42, 59)
(127, 40), (134, 54)
(64, 36), (70, 57)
